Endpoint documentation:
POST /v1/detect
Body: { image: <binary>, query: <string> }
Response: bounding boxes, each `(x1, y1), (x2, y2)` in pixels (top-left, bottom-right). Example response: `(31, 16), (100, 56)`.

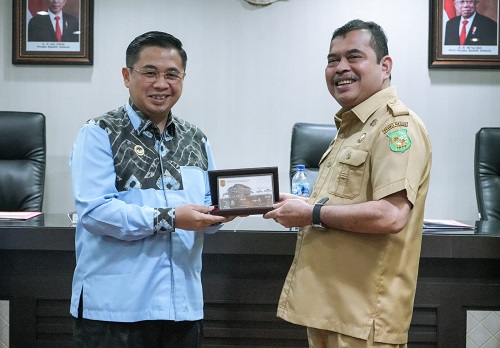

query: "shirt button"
(327, 162), (332, 167)
(346, 153), (351, 159)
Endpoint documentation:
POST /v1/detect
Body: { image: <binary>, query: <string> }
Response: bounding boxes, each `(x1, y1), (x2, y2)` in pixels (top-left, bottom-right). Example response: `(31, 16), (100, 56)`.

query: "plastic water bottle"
(291, 164), (310, 197)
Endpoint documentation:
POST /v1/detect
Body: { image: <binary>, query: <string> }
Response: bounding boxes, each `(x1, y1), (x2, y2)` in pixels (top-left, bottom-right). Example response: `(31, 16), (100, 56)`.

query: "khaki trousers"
(307, 326), (407, 348)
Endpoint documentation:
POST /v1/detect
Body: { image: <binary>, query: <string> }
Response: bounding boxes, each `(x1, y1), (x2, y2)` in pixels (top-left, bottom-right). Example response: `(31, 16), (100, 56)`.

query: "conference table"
(0, 214), (499, 347)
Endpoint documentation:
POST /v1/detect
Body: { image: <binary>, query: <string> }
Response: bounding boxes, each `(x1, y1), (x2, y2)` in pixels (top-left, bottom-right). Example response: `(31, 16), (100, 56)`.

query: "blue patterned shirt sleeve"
(70, 123), (166, 240)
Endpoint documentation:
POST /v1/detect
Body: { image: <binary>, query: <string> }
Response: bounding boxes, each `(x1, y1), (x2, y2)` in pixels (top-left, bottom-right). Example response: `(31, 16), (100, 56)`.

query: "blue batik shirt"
(69, 101), (220, 322)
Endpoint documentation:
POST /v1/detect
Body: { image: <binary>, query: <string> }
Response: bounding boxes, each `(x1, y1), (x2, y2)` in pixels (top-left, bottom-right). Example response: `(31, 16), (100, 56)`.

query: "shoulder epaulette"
(387, 99), (410, 117)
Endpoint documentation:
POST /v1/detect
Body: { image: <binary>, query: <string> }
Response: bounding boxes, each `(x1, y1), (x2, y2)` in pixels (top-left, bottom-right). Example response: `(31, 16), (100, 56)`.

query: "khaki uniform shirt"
(277, 86), (432, 344)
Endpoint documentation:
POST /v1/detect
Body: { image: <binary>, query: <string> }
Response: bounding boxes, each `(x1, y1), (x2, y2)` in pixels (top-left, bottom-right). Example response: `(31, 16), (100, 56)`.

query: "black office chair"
(474, 127), (500, 220)
(0, 111), (46, 211)
(290, 122), (337, 189)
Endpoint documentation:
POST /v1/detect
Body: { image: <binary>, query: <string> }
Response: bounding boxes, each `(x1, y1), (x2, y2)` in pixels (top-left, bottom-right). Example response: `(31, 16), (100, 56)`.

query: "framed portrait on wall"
(429, 0), (500, 68)
(12, 0), (94, 65)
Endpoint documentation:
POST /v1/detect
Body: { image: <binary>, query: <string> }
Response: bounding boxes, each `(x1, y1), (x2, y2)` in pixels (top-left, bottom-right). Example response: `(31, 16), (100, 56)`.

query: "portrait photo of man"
(444, 0), (498, 46)
(27, 0), (80, 42)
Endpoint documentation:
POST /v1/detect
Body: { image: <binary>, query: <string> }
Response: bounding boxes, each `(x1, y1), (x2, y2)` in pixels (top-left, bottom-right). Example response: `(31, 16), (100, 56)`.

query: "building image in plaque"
(219, 183), (273, 209)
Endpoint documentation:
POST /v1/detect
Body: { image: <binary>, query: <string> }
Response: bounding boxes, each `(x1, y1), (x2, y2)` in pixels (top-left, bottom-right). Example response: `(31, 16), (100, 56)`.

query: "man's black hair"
(332, 19), (389, 62)
(126, 31), (187, 70)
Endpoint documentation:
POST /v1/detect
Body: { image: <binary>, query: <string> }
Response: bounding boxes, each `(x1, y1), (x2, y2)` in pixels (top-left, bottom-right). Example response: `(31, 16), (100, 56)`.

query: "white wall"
(1, 0), (499, 221)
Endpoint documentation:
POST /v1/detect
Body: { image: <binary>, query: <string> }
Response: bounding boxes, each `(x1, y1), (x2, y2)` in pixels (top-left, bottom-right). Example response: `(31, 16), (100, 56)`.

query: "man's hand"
(277, 192), (309, 203)
(175, 204), (229, 231)
(263, 196), (313, 228)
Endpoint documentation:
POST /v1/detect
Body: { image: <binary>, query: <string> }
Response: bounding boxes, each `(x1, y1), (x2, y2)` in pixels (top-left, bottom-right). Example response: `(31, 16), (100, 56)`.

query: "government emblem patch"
(387, 129), (411, 152)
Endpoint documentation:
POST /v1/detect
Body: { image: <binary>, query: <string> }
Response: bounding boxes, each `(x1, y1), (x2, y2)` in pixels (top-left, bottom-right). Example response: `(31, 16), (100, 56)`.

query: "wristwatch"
(312, 197), (329, 230)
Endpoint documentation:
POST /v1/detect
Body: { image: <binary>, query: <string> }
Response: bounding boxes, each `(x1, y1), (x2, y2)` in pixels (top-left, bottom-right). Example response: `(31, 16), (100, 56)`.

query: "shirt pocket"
(328, 148), (368, 199)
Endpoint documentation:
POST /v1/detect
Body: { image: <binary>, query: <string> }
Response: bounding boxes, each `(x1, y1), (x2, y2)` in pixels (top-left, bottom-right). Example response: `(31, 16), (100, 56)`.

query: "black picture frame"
(429, 0), (500, 69)
(12, 0), (94, 65)
(208, 167), (279, 216)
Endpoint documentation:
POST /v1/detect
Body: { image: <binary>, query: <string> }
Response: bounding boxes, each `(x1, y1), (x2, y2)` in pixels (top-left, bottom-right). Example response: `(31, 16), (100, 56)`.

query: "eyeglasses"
(128, 67), (186, 83)
(455, 0), (477, 5)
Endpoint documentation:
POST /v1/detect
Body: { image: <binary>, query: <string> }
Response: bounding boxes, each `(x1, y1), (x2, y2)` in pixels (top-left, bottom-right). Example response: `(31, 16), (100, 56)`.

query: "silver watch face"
(312, 223), (327, 231)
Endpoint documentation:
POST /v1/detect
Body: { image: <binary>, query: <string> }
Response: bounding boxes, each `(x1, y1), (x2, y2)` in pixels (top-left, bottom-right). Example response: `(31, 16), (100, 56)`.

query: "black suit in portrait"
(28, 12), (80, 42)
(444, 12), (498, 45)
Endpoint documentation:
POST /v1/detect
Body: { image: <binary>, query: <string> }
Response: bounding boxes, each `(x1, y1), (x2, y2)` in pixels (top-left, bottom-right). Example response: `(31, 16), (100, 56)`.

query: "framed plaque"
(208, 167), (279, 216)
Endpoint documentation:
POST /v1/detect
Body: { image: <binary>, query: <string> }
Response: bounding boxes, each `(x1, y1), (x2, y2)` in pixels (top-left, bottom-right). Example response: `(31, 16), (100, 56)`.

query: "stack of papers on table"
(423, 219), (475, 230)
(0, 211), (42, 220)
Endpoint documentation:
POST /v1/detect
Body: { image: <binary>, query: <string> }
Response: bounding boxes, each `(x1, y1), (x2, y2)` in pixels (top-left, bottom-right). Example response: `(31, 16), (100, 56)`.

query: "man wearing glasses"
(69, 31), (230, 347)
(444, 0), (498, 46)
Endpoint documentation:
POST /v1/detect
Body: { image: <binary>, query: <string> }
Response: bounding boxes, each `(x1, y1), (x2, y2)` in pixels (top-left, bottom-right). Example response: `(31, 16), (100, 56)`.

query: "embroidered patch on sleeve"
(387, 129), (412, 152)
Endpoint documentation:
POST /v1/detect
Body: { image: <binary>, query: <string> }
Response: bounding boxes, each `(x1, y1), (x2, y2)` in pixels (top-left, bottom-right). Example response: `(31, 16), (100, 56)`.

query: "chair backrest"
(290, 122), (337, 189)
(474, 127), (500, 220)
(0, 111), (46, 211)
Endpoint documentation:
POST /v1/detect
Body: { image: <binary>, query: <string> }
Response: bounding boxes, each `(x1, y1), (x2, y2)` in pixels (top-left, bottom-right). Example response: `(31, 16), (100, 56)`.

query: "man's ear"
(122, 67), (130, 88)
(380, 55), (393, 80)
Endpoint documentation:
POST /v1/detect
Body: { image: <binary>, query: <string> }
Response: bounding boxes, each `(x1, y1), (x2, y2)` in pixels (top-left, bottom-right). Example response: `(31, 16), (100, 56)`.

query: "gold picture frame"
(429, 0), (500, 68)
(12, 0), (94, 65)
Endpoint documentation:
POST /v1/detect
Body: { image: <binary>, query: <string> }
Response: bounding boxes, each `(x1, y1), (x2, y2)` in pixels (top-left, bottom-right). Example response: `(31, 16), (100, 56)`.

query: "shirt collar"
(462, 11), (477, 23)
(125, 99), (175, 136)
(48, 10), (62, 21)
(335, 85), (397, 126)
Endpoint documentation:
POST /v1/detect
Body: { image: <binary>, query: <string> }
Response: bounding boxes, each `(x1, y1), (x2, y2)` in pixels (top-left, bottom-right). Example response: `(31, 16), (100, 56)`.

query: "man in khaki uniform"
(264, 20), (432, 348)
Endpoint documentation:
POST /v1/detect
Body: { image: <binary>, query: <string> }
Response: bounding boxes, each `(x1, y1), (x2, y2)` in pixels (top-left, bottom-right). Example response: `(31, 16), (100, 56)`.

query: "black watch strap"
(312, 197), (329, 229)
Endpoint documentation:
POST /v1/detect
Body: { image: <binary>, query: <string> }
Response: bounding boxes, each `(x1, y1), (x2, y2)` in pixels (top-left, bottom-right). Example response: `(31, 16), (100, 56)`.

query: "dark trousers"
(73, 317), (203, 348)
